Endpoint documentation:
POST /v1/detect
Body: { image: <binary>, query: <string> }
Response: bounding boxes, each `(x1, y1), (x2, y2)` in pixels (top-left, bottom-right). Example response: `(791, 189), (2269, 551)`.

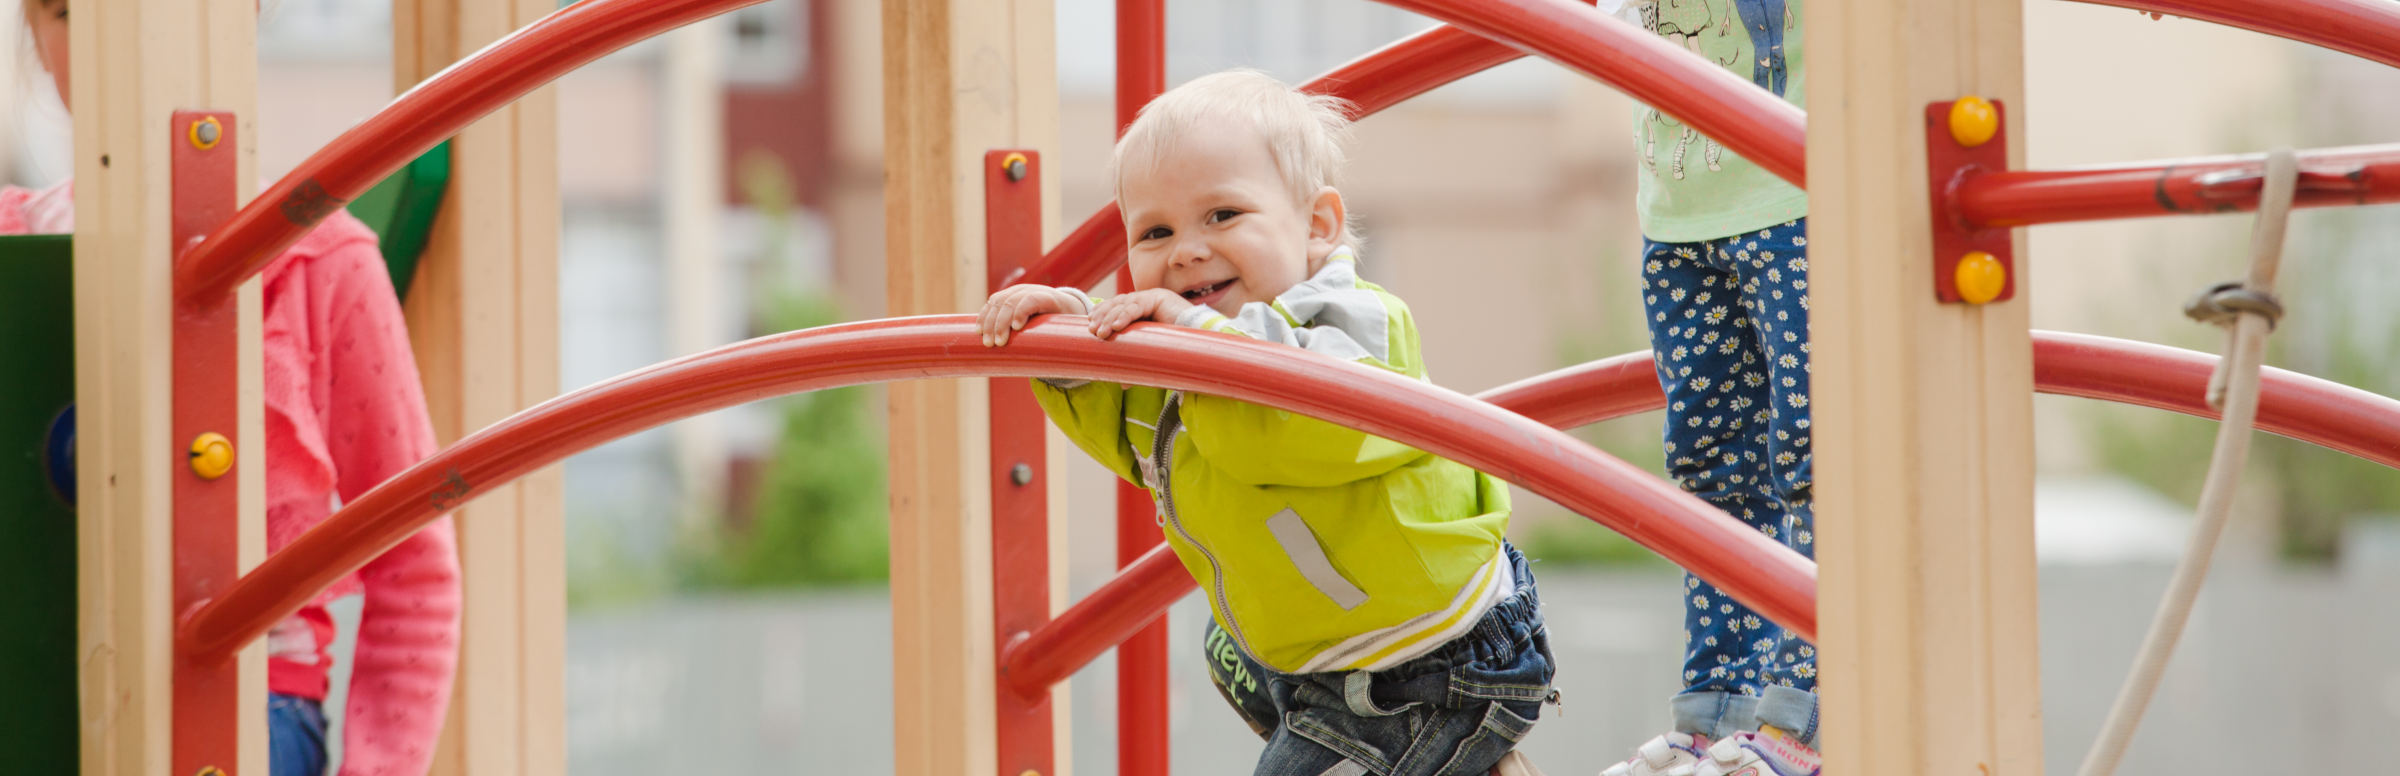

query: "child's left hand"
(1088, 289), (1195, 340)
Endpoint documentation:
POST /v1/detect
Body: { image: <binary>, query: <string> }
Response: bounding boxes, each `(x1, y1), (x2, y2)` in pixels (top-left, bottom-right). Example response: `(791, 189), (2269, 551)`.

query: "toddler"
(978, 70), (1554, 776)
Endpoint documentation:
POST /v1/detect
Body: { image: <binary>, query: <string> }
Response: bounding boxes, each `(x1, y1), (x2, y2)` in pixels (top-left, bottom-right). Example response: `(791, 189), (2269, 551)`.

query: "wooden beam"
(664, 19), (729, 524)
(1810, 0), (2041, 774)
(393, 0), (564, 773)
(881, 0), (1059, 772)
(73, 0), (262, 774)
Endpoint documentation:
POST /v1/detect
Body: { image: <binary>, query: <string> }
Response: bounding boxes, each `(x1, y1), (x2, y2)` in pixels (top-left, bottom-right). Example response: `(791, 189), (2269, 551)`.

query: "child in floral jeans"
(1603, 1), (1822, 776)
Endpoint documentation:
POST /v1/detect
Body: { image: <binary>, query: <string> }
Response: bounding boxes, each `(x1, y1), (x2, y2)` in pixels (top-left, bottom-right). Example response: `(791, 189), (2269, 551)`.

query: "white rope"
(2075, 148), (2299, 776)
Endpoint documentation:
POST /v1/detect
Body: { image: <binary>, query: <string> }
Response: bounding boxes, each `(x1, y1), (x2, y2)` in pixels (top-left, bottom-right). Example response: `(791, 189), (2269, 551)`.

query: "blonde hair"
(1113, 69), (1362, 251)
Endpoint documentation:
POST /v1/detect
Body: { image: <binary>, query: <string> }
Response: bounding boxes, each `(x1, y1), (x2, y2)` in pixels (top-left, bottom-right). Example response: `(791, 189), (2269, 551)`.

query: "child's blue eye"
(1209, 209), (1240, 224)
(1141, 226), (1172, 241)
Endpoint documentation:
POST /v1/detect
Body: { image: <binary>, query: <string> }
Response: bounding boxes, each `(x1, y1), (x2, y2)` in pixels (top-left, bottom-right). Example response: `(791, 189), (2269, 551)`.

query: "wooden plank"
(1809, 0), (2041, 774)
(880, 1), (1058, 773)
(664, 20), (728, 524)
(72, 0), (261, 773)
(71, 0), (261, 773)
(394, 0), (563, 773)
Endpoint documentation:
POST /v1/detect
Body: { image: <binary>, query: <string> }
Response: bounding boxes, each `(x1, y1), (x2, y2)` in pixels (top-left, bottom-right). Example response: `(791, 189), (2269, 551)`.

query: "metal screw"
(196, 120), (221, 146)
(1010, 463), (1033, 486)
(1005, 156), (1028, 181)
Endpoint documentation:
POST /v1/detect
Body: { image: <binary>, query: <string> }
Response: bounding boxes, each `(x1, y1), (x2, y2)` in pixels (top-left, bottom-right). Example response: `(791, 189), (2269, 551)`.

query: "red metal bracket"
(1925, 98), (2014, 304)
(171, 110), (242, 776)
(986, 149), (1055, 776)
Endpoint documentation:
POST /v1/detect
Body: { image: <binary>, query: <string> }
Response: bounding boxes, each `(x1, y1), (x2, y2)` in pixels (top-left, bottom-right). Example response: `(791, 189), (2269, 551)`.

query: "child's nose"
(1173, 238), (1210, 265)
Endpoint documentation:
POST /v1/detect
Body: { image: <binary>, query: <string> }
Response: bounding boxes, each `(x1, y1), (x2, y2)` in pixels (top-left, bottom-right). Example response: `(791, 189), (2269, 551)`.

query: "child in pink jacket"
(20, 2), (462, 773)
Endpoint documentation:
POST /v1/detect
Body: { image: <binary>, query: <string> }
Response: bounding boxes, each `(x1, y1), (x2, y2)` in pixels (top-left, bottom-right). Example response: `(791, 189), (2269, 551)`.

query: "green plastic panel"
(344, 140), (452, 302)
(0, 234), (78, 773)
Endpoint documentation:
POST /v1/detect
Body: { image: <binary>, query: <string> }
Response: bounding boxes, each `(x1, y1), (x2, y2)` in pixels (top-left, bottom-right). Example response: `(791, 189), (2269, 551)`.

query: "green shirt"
(1631, 0), (1808, 242)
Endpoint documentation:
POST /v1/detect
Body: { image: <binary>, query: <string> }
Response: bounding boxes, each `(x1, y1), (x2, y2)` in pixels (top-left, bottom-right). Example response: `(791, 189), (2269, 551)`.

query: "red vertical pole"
(170, 110), (242, 775)
(988, 150), (1056, 776)
(1114, 2), (1172, 773)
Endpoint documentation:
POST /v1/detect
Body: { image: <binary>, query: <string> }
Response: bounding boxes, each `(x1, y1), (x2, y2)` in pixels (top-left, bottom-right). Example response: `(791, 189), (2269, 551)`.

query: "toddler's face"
(1119, 121), (1337, 317)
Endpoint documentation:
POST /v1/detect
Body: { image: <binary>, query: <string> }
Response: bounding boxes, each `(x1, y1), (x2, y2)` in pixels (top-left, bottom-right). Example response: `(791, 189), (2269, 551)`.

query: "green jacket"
(1033, 252), (1512, 674)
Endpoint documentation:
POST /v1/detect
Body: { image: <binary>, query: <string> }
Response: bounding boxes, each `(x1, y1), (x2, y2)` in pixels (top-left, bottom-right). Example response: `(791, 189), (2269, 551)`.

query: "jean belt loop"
(1343, 671), (1411, 717)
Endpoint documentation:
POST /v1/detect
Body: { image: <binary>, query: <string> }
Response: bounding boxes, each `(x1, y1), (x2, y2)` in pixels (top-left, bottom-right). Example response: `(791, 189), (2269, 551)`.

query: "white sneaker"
(1692, 729), (1821, 776)
(1600, 732), (1710, 776)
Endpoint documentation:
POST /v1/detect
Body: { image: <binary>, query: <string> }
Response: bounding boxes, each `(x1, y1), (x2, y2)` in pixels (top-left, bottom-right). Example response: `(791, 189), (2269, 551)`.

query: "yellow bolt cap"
(190, 432), (234, 480)
(1948, 96), (1998, 148)
(1955, 251), (2006, 304)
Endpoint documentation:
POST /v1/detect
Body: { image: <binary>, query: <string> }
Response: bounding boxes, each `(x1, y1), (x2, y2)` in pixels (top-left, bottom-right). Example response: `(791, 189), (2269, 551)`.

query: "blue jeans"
(270, 693), (329, 776)
(1640, 219), (1820, 744)
(1204, 543), (1555, 775)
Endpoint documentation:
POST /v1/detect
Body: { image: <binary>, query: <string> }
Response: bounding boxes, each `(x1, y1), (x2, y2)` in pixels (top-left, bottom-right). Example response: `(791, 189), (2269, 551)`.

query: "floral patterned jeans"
(1638, 218), (1820, 743)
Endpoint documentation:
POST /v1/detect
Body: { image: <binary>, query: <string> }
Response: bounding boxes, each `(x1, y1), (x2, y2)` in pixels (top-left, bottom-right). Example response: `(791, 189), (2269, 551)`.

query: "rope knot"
(2181, 282), (2284, 331)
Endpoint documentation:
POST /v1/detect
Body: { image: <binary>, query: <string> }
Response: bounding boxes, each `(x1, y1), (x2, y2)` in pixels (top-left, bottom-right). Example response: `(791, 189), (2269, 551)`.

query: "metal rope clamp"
(2182, 281), (2285, 331)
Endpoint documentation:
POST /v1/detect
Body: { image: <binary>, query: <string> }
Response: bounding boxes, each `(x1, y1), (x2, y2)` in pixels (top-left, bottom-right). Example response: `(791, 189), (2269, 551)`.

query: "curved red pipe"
(1471, 332), (2400, 468)
(2034, 331), (2400, 469)
(2074, 0), (2400, 70)
(999, 331), (2400, 691)
(173, 0), (767, 305)
(1378, 0), (1804, 187)
(1023, 24), (1532, 291)
(179, 315), (1818, 661)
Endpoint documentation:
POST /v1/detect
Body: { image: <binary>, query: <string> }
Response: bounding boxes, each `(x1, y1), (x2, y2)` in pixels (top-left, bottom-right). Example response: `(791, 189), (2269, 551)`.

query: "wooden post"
(881, 1), (1060, 772)
(393, 0), (565, 773)
(71, 0), (261, 773)
(664, 19), (729, 525)
(1810, 1), (2041, 774)
(74, 0), (263, 774)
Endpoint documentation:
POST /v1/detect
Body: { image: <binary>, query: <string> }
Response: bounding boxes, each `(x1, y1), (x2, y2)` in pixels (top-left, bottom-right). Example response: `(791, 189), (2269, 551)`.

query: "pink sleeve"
(0, 187), (40, 235)
(307, 224), (461, 776)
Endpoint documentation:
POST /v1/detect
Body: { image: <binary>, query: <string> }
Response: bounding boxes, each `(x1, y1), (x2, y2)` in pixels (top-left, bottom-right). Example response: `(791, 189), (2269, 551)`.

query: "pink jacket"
(1, 183), (462, 775)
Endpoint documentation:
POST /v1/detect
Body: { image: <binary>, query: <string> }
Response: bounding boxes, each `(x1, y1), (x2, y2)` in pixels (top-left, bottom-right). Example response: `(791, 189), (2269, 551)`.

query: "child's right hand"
(979, 284), (1090, 347)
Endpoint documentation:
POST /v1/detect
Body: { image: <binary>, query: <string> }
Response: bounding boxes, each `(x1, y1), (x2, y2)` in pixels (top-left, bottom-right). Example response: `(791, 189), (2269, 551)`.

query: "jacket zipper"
(1150, 393), (1257, 659)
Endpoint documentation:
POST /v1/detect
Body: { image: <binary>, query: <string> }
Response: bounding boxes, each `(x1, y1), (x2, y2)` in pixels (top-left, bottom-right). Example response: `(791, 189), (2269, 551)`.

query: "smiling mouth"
(1181, 280), (1234, 304)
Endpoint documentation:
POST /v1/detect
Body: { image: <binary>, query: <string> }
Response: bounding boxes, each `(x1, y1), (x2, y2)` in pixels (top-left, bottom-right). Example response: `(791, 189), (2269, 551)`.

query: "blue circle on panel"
(44, 404), (75, 507)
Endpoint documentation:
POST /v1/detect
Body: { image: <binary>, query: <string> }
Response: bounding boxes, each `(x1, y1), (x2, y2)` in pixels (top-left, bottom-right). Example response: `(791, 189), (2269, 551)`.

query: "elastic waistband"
(1450, 542), (1543, 663)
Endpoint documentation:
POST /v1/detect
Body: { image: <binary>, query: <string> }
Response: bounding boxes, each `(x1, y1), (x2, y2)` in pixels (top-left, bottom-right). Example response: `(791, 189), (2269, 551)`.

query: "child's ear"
(1306, 186), (1346, 257)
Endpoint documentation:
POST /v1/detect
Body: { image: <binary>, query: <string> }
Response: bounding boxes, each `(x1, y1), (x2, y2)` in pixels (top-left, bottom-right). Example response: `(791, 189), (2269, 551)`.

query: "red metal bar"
(179, 316), (1819, 661)
(985, 152), (1054, 776)
(1115, 0), (1165, 136)
(1111, 4), (1171, 773)
(1003, 331), (2400, 692)
(1004, 544), (1197, 709)
(1481, 333), (2400, 470)
(1373, 0), (1804, 187)
(1019, 22), (1552, 291)
(171, 110), (242, 776)
(2033, 331), (2400, 469)
(1477, 349), (1666, 430)
(172, 0), (767, 306)
(1955, 143), (2400, 229)
(2073, 0), (2400, 70)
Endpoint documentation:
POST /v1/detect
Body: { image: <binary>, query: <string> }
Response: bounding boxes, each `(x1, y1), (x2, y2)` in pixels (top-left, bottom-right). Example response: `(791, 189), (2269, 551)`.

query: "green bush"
(678, 291), (891, 590)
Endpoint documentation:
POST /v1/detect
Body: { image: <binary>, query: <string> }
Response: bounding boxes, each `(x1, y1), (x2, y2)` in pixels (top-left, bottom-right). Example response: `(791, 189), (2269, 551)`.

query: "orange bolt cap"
(190, 432), (234, 480)
(1948, 96), (1998, 148)
(1955, 251), (2006, 304)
